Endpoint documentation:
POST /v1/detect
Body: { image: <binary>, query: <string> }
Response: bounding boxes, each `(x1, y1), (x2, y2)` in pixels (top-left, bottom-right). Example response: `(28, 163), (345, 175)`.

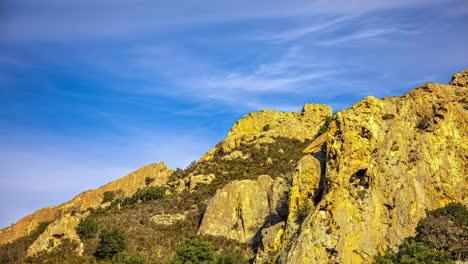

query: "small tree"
(95, 228), (126, 259)
(145, 177), (155, 186)
(103, 191), (116, 203)
(76, 217), (98, 239)
(172, 238), (216, 264)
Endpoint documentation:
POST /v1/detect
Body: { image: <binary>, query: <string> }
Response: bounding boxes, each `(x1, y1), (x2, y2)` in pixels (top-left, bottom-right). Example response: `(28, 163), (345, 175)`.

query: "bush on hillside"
(76, 216), (98, 239)
(375, 238), (454, 264)
(145, 177), (155, 186)
(0, 221), (51, 263)
(317, 116), (332, 136)
(122, 187), (165, 205)
(171, 238), (216, 264)
(375, 203), (468, 263)
(95, 228), (126, 259)
(103, 191), (116, 203)
(417, 203), (468, 260)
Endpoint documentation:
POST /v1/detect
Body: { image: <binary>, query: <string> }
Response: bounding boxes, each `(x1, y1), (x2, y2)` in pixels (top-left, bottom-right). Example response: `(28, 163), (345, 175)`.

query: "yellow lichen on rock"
(277, 73), (468, 264)
(198, 175), (287, 245)
(199, 103), (332, 161)
(27, 213), (84, 257)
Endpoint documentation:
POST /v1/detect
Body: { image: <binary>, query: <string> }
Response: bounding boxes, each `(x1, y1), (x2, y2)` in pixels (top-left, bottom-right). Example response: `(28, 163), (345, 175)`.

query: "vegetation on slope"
(375, 202), (468, 264)
(0, 136), (309, 263)
(0, 221), (51, 264)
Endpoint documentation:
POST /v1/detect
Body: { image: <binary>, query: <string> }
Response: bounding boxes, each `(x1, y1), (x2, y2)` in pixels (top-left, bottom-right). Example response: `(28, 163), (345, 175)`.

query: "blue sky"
(0, 0), (467, 229)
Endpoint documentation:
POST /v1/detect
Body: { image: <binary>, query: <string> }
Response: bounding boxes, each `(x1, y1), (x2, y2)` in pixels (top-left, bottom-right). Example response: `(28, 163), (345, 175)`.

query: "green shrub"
(376, 239), (454, 264)
(418, 203), (468, 260)
(216, 251), (249, 264)
(317, 116), (332, 137)
(95, 228), (127, 259)
(145, 177), (155, 186)
(94, 206), (108, 215)
(123, 187), (165, 205)
(76, 216), (98, 239)
(34, 221), (52, 237)
(426, 202), (467, 228)
(295, 202), (312, 224)
(171, 238), (216, 264)
(0, 221), (51, 263)
(416, 116), (431, 131)
(103, 191), (116, 203)
(110, 198), (123, 209)
(375, 203), (468, 263)
(263, 124), (271, 131)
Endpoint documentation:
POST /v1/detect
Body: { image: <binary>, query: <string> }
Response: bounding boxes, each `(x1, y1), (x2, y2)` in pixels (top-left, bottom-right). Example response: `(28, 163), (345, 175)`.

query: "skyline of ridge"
(1, 0), (467, 229)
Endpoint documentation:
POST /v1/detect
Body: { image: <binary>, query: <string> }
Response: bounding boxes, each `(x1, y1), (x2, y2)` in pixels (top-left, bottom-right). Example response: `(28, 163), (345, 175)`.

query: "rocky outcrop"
(198, 175), (288, 245)
(274, 74), (468, 263)
(450, 68), (468, 87)
(0, 162), (172, 246)
(27, 214), (84, 257)
(200, 104), (332, 161)
(150, 214), (186, 226)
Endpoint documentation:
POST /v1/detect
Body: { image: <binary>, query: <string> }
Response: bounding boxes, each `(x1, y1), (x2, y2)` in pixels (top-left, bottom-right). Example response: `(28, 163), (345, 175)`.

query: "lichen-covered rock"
(450, 68), (468, 87)
(287, 154), (322, 225)
(200, 104), (332, 161)
(221, 150), (250, 160)
(150, 214), (186, 226)
(261, 221), (285, 253)
(198, 175), (287, 245)
(0, 162), (172, 246)
(276, 72), (468, 264)
(27, 214), (84, 257)
(188, 174), (216, 191)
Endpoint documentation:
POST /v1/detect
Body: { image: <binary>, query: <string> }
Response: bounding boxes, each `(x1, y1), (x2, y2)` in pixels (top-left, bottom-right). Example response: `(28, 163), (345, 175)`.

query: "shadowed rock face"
(0, 162), (172, 246)
(274, 73), (467, 264)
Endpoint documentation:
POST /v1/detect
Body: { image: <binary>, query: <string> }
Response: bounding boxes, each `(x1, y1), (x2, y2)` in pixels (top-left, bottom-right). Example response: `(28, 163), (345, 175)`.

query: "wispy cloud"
(89, 44), (341, 111)
(317, 28), (419, 45)
(0, 0), (458, 43)
(254, 15), (359, 43)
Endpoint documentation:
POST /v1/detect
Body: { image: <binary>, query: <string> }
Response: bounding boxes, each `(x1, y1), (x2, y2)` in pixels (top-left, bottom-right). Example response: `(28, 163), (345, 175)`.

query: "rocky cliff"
(0, 70), (467, 263)
(266, 71), (468, 263)
(198, 70), (467, 263)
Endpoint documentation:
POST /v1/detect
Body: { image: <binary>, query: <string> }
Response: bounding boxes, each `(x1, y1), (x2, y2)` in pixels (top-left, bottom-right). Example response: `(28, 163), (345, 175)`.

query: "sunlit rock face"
(273, 71), (467, 264)
(198, 175), (288, 245)
(199, 104), (332, 161)
(0, 162), (172, 246)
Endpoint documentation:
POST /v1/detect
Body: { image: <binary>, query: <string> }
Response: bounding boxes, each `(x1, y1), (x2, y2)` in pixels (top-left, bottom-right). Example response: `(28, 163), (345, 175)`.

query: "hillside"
(0, 69), (467, 264)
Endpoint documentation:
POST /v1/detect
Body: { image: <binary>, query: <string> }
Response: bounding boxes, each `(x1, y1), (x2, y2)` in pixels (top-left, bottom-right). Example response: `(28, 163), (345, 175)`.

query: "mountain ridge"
(1, 69), (467, 263)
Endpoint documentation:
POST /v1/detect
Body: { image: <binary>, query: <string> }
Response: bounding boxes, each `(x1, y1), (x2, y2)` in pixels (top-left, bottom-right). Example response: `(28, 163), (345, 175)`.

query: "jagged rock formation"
(200, 103), (331, 161)
(0, 163), (172, 247)
(271, 76), (468, 263)
(149, 213), (186, 226)
(27, 214), (84, 257)
(198, 175), (288, 245)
